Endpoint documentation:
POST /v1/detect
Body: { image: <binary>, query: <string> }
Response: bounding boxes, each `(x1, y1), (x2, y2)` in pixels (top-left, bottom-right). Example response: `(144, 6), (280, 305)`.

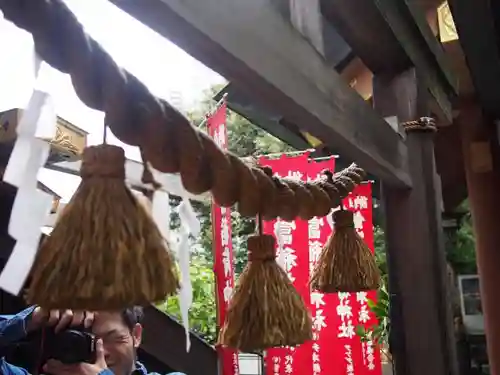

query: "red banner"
(260, 153), (312, 375)
(207, 103), (240, 375)
(259, 154), (381, 375)
(343, 183), (381, 375)
(307, 158), (342, 375)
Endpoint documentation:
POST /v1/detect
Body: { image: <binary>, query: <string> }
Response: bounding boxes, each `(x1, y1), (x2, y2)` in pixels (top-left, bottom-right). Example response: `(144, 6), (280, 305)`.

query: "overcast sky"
(0, 0), (225, 201)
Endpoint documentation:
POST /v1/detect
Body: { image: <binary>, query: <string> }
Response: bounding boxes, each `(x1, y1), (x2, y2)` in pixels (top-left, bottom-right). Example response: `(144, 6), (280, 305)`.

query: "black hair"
(121, 306), (144, 330)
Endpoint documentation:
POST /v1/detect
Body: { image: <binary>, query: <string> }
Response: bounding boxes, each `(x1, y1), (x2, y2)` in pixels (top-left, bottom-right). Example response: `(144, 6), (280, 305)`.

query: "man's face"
(91, 312), (142, 375)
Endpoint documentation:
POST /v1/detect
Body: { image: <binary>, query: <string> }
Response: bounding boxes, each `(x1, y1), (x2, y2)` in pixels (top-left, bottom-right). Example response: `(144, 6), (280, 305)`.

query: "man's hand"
(27, 307), (95, 333)
(43, 338), (108, 375)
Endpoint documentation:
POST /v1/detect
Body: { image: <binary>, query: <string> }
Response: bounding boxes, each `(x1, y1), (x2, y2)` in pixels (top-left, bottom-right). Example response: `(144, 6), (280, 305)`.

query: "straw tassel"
(219, 233), (312, 352)
(310, 208), (380, 293)
(26, 144), (179, 310)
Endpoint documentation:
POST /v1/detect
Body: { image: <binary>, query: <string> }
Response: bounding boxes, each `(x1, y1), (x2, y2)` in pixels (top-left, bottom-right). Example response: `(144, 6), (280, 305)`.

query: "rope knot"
(247, 234), (276, 262)
(80, 145), (126, 179)
(402, 117), (437, 133)
(333, 209), (354, 229)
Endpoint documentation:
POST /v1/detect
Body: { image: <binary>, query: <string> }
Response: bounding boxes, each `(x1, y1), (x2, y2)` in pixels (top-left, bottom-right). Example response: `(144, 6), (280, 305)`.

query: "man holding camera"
(0, 306), (185, 375)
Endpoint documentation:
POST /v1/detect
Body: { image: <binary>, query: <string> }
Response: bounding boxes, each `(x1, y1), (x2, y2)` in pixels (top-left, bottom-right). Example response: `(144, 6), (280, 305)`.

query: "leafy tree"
(445, 210), (477, 275)
(373, 225), (388, 281)
(356, 284), (391, 362)
(157, 261), (218, 343)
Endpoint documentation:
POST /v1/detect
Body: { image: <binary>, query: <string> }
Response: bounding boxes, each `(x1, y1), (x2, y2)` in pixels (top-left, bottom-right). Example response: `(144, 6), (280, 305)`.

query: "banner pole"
(258, 152), (343, 161)
(206, 95), (240, 375)
(197, 116), (208, 129)
(209, 96), (225, 375)
(257, 148), (315, 159)
(310, 155), (339, 161)
(212, 93), (228, 113)
(198, 93), (228, 129)
(212, 197), (224, 375)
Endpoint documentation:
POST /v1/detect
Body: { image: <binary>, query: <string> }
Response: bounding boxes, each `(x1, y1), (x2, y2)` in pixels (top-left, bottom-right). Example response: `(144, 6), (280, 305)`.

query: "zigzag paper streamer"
(0, 53), (55, 295)
(0, 189), (52, 293)
(152, 190), (171, 242)
(177, 198), (200, 352)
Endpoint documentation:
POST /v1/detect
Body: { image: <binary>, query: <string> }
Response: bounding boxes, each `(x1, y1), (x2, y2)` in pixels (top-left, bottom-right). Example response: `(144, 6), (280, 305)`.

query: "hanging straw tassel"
(26, 144), (179, 310)
(310, 208), (380, 293)
(219, 233), (312, 352)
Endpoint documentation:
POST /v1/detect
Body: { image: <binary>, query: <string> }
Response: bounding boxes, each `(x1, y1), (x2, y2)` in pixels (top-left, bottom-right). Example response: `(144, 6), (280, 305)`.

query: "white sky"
(0, 0), (226, 201)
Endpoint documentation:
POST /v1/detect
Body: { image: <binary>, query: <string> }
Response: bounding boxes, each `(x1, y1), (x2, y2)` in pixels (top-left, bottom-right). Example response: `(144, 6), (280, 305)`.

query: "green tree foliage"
(373, 225), (388, 281)
(157, 261), (218, 343)
(356, 284), (391, 362)
(445, 211), (477, 275)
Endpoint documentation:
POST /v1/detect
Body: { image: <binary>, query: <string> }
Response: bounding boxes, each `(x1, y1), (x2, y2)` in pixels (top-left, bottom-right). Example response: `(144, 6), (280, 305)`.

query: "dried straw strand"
(310, 209), (380, 293)
(26, 145), (179, 310)
(219, 234), (312, 352)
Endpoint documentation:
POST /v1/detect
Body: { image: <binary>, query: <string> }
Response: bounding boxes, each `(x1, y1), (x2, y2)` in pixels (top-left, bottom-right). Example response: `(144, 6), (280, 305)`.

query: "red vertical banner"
(333, 185), (370, 375)
(257, 152), (381, 375)
(344, 183), (382, 375)
(308, 165), (381, 375)
(307, 158), (346, 375)
(207, 102), (240, 375)
(260, 153), (312, 375)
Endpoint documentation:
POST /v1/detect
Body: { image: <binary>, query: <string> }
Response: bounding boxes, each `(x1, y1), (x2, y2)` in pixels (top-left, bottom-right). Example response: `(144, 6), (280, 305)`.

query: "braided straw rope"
(0, 0), (366, 220)
(401, 117), (437, 133)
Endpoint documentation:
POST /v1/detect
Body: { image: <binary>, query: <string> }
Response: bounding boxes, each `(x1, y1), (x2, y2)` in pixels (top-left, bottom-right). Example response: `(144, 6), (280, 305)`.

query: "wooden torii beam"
(320, 0), (458, 124)
(448, 0), (500, 119)
(109, 0), (411, 188)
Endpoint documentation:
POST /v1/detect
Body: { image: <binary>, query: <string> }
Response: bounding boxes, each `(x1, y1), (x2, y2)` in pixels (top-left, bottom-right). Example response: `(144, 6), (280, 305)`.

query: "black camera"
(2, 326), (97, 373)
(42, 328), (97, 364)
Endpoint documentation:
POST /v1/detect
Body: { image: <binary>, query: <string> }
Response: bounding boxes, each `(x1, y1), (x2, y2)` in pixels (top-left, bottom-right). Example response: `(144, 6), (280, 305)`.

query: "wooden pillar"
(458, 103), (500, 375)
(373, 68), (458, 375)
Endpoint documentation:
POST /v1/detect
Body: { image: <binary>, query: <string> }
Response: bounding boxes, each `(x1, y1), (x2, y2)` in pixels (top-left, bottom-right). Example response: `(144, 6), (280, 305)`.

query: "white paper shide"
(0, 62), (55, 295)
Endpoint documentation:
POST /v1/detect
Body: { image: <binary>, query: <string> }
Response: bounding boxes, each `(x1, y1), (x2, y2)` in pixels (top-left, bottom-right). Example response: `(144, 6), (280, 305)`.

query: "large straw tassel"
(219, 233), (312, 352)
(310, 209), (380, 293)
(26, 144), (179, 310)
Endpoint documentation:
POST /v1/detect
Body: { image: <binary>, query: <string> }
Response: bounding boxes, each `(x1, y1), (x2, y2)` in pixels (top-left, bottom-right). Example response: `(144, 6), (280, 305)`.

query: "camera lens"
(49, 330), (96, 364)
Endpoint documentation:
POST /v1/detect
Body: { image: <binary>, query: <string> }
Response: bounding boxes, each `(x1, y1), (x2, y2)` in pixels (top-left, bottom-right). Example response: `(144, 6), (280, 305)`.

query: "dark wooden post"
(373, 68), (458, 375)
(458, 102), (500, 375)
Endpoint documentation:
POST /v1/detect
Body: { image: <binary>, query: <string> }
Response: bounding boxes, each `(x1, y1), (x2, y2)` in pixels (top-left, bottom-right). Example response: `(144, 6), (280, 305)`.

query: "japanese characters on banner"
(207, 103), (240, 375)
(260, 153), (312, 375)
(307, 158), (343, 375)
(344, 183), (381, 375)
(260, 154), (381, 375)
